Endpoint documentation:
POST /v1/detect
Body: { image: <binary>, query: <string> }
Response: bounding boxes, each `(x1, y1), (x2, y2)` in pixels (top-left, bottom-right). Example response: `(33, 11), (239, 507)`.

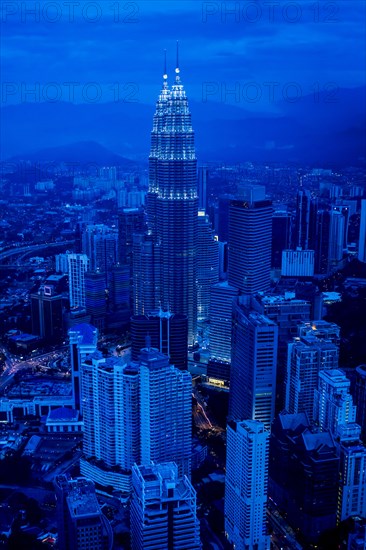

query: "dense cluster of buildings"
(0, 60), (366, 550)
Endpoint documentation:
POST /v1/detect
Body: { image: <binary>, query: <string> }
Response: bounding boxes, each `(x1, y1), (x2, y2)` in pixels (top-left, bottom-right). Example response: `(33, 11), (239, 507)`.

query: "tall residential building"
(146, 59), (198, 346)
(314, 369), (356, 437)
(225, 420), (270, 550)
(68, 253), (89, 309)
(131, 462), (201, 550)
(197, 211), (219, 321)
(131, 310), (188, 370)
(286, 336), (338, 421)
(139, 345), (192, 477)
(228, 198), (272, 294)
(269, 412), (339, 544)
(55, 475), (112, 550)
(229, 300), (278, 430)
(359, 199), (366, 262)
(80, 354), (140, 492)
(68, 323), (98, 411)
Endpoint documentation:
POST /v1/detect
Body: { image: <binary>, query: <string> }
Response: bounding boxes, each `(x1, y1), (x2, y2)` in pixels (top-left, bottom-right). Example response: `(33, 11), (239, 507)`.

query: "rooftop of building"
(278, 411), (310, 433)
(64, 478), (101, 518)
(301, 430), (336, 454)
(47, 407), (79, 423)
(68, 323), (98, 345)
(256, 292), (310, 305)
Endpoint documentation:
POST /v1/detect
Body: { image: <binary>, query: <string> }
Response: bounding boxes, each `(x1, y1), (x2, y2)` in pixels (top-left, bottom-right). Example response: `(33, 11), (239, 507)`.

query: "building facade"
(225, 420), (270, 550)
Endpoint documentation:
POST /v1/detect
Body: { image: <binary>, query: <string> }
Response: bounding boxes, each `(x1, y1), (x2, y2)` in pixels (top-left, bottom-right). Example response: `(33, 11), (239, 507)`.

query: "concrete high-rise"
(131, 462), (201, 550)
(80, 354), (140, 493)
(139, 344), (192, 477)
(225, 420), (270, 550)
(228, 198), (272, 294)
(146, 53), (198, 346)
(55, 475), (112, 550)
(67, 253), (89, 309)
(229, 300), (278, 430)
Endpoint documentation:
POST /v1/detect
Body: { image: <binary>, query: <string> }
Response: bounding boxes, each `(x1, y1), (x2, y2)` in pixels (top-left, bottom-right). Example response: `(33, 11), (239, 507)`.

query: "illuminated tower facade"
(146, 47), (198, 346)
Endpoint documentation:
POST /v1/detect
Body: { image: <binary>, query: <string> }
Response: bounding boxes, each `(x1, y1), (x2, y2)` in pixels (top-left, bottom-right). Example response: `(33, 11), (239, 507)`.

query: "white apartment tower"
(139, 344), (192, 477)
(67, 253), (89, 308)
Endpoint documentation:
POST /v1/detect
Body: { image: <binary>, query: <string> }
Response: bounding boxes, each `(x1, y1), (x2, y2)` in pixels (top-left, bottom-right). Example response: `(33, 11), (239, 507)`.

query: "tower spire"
(175, 40), (180, 82)
(163, 49), (168, 89)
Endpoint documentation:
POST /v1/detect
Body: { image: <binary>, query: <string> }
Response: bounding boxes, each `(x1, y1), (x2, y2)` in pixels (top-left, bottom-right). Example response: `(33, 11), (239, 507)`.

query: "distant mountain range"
(1, 86), (365, 166)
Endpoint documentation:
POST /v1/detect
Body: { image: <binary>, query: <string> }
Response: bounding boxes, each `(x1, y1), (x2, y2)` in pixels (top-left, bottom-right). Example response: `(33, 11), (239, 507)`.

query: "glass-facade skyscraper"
(146, 57), (198, 346)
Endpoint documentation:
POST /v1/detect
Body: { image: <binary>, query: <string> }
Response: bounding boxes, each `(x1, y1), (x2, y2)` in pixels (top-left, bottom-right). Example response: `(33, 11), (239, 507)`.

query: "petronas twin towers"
(145, 48), (198, 346)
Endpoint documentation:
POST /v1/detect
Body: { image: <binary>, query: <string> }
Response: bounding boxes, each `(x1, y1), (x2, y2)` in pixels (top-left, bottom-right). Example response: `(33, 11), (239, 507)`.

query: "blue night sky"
(2, 0), (365, 106)
(1, 1), (365, 163)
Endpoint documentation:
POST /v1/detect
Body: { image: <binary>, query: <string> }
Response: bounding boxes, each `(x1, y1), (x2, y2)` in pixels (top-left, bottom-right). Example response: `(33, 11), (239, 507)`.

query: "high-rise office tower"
(359, 199), (366, 262)
(209, 282), (239, 363)
(118, 206), (145, 265)
(225, 420), (270, 550)
(354, 365), (366, 442)
(269, 412), (339, 544)
(271, 210), (292, 269)
(68, 323), (98, 411)
(85, 271), (108, 330)
(31, 284), (64, 342)
(252, 292), (311, 413)
(139, 344), (192, 477)
(228, 198), (272, 294)
(131, 310), (188, 370)
(229, 300), (278, 430)
(197, 211), (219, 321)
(67, 253), (89, 309)
(146, 53), (198, 346)
(314, 369), (357, 437)
(296, 189), (318, 250)
(55, 475), (112, 550)
(315, 209), (345, 274)
(80, 354), (140, 492)
(131, 462), (201, 550)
